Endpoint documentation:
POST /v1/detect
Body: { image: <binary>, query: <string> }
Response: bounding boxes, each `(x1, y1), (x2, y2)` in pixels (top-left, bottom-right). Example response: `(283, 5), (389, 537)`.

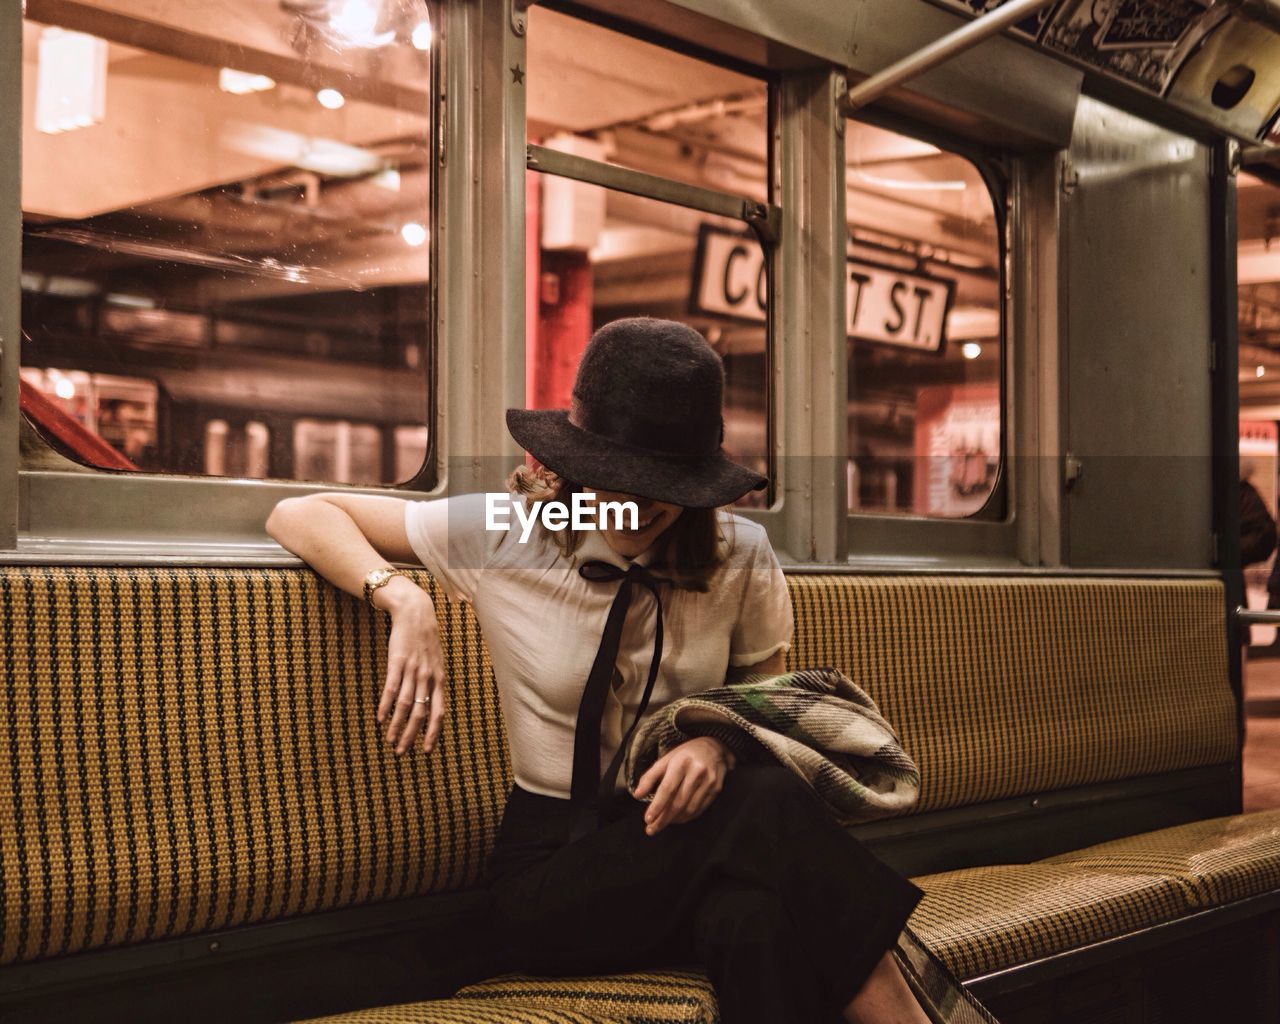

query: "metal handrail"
(838, 0), (1060, 114)
(1236, 606), (1280, 626)
(526, 144), (781, 242)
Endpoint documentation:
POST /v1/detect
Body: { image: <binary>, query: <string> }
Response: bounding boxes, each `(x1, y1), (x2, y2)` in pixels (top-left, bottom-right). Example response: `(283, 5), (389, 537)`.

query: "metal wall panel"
(1062, 96), (1213, 569)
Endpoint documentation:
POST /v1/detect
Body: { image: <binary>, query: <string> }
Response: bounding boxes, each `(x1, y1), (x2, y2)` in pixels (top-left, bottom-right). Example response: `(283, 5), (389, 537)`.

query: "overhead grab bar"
(838, 0), (1060, 114)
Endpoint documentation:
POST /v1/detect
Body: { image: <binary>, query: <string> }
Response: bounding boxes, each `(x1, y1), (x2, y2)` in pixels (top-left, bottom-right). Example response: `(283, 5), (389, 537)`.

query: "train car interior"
(4, 1), (1280, 1022)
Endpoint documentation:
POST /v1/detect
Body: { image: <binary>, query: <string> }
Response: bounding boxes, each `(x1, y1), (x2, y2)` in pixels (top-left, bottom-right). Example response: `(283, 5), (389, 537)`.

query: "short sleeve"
(404, 492), (506, 604)
(728, 532), (794, 667)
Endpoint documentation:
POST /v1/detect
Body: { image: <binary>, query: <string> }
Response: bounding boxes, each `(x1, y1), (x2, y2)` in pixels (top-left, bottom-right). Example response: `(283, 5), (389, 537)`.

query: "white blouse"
(404, 492), (794, 799)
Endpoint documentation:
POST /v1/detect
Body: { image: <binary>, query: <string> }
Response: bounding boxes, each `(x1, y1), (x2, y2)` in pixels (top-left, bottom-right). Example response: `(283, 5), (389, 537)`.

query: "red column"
(534, 251), (592, 410)
(526, 162), (594, 411)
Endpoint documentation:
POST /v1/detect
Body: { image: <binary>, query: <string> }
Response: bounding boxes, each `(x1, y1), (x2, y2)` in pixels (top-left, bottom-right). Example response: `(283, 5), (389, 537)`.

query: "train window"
(844, 122), (1003, 519)
(19, 1), (435, 486)
(525, 177), (768, 503)
(525, 9), (772, 508)
(526, 7), (767, 201)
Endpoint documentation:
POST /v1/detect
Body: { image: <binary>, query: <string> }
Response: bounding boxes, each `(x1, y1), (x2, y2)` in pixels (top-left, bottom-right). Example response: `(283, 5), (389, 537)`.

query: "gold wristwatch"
(363, 566), (405, 606)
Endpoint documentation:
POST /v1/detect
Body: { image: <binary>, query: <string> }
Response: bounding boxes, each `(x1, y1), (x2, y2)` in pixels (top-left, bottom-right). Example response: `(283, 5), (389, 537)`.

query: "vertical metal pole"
(437, 0), (526, 494)
(1210, 139), (1244, 811)
(776, 71), (847, 563)
(0, 0), (21, 549)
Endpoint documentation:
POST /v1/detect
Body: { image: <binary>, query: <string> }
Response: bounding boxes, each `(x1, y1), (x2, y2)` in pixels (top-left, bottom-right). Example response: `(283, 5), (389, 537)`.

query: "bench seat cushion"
(296, 1000), (627, 1023)
(1041, 808), (1280, 908)
(295, 969), (717, 1024)
(908, 809), (1280, 980)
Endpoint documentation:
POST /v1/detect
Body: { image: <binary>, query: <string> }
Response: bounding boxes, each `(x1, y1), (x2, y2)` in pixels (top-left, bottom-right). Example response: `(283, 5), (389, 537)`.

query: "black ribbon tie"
(569, 559), (667, 840)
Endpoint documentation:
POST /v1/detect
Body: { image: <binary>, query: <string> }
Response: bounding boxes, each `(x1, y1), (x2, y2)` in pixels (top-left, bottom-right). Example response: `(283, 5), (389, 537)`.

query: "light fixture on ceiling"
(35, 27), (107, 135)
(220, 68), (277, 95)
(411, 19), (433, 50)
(371, 167), (402, 191)
(1258, 365), (1267, 378)
(400, 222), (427, 247)
(328, 0), (396, 47)
(316, 88), (346, 110)
(54, 377), (76, 401)
(962, 342), (982, 360)
(852, 169), (967, 192)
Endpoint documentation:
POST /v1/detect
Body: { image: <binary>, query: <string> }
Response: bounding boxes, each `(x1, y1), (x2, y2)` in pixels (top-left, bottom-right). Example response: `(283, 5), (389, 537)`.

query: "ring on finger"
(414, 695), (431, 705)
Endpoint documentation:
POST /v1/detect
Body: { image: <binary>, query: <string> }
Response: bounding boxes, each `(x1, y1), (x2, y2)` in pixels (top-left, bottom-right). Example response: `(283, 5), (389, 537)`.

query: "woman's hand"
(375, 577), (447, 754)
(633, 736), (735, 835)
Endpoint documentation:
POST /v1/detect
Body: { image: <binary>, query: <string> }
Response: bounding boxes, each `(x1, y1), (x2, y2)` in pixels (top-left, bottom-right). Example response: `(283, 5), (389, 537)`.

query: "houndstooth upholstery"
(0, 566), (1251, 1024)
(0, 567), (510, 965)
(786, 575), (1237, 813)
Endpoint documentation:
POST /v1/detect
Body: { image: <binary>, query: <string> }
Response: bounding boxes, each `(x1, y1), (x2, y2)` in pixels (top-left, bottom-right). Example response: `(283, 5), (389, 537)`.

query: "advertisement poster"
(1041, 0), (1227, 94)
(1241, 419), (1279, 644)
(933, 0), (1230, 96)
(913, 383), (1001, 518)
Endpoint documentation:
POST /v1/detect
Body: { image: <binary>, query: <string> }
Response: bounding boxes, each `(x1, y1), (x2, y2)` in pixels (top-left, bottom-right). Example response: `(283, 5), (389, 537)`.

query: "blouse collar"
(573, 524), (657, 570)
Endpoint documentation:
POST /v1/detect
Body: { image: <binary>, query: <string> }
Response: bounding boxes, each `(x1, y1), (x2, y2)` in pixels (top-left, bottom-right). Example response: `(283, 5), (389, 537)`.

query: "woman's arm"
(725, 650), (785, 683)
(635, 651), (785, 835)
(266, 493), (446, 755)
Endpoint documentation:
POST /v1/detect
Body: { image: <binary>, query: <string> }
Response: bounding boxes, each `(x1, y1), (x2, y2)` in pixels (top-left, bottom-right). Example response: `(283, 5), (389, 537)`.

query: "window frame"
(7, 0), (448, 560)
(522, 4), (783, 525)
(840, 107), (1022, 565)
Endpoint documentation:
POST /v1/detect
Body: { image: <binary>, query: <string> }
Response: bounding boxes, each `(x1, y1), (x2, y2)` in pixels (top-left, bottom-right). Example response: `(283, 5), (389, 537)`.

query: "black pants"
(483, 764), (925, 1024)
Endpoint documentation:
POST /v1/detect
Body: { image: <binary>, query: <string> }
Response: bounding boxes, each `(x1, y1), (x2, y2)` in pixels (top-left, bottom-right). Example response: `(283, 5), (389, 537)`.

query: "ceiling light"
(411, 19), (433, 50)
(54, 378), (76, 400)
(371, 167), (401, 191)
(223, 123), (380, 177)
(401, 222), (427, 247)
(852, 169), (967, 192)
(962, 342), (982, 360)
(316, 88), (346, 110)
(36, 28), (107, 135)
(329, 0), (396, 48)
(219, 68), (276, 95)
(1258, 365), (1267, 378)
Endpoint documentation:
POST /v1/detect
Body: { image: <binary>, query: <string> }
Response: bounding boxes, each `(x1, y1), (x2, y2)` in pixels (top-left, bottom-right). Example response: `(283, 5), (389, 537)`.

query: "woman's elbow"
(266, 496), (314, 545)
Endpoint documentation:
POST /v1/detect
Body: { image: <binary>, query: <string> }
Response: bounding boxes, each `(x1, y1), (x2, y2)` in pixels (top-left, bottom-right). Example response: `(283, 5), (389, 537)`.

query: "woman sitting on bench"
(267, 317), (932, 1024)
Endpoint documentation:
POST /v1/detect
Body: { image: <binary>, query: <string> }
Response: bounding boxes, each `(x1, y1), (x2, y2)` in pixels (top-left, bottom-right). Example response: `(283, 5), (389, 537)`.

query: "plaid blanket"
(623, 667), (1001, 1024)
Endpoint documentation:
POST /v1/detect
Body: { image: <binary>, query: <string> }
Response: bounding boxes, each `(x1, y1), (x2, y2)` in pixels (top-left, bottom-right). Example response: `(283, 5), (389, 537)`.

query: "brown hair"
(506, 462), (732, 592)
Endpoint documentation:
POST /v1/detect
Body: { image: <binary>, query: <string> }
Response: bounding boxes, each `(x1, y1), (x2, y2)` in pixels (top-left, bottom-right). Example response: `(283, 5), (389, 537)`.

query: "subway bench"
(0, 567), (1276, 1024)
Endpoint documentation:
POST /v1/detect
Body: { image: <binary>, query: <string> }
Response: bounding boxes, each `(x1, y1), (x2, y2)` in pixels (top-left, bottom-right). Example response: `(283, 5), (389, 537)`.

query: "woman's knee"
(693, 883), (791, 960)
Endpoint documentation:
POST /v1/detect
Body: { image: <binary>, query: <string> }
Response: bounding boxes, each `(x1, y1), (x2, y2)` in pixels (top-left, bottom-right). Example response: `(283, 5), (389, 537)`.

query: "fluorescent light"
(316, 88), (346, 110)
(400, 222), (427, 247)
(852, 169), (967, 192)
(223, 123), (380, 177)
(961, 342), (982, 360)
(329, 0), (395, 48)
(371, 167), (401, 191)
(219, 68), (276, 95)
(411, 20), (434, 50)
(36, 28), (107, 135)
(105, 292), (156, 309)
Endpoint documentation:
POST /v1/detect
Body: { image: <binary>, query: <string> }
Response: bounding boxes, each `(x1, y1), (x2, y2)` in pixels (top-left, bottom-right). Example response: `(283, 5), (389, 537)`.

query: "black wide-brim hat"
(506, 318), (768, 509)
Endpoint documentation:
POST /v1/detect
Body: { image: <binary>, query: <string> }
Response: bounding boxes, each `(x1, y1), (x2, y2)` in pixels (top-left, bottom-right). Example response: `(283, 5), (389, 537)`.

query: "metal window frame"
(2, 0), (498, 563)
(520, 8), (806, 554)
(840, 107), (1026, 565)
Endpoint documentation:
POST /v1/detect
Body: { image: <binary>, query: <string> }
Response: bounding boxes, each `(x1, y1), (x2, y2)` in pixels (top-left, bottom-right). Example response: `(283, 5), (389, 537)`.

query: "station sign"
(690, 225), (954, 353)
